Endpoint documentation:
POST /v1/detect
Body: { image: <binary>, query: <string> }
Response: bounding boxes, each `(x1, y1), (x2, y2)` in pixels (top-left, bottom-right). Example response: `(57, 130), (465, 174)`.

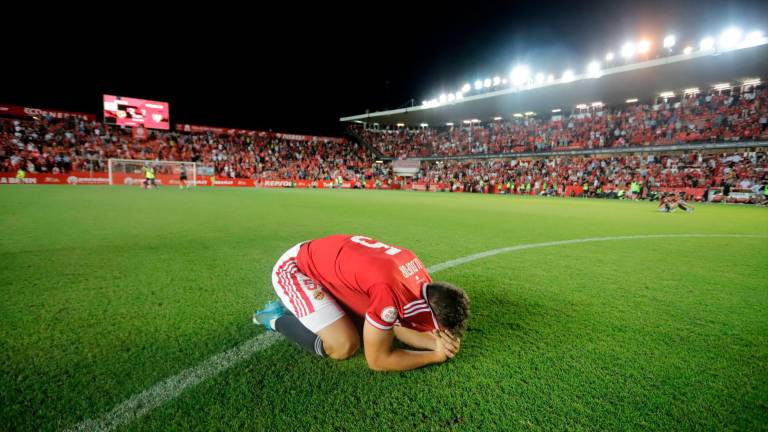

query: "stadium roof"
(340, 43), (768, 127)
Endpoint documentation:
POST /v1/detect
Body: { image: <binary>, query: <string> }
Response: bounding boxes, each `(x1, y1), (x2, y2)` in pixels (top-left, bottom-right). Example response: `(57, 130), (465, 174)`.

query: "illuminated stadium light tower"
(663, 35), (676, 55)
(663, 34), (676, 49)
(637, 39), (652, 56)
(621, 42), (635, 59)
(586, 61), (602, 78)
(719, 27), (742, 49)
(700, 37), (715, 51)
(510, 65), (530, 88)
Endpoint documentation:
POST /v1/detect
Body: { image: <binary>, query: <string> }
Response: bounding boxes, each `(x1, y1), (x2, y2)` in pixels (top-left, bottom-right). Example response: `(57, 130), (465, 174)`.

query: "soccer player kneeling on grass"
(253, 235), (469, 371)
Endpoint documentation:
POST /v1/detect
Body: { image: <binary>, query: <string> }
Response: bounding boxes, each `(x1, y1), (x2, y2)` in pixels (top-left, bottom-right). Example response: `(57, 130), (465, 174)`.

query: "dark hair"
(426, 281), (470, 338)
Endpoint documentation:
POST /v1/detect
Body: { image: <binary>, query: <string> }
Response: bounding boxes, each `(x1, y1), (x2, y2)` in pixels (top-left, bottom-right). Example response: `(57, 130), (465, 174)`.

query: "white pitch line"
(66, 233), (766, 431)
(67, 331), (282, 432)
(426, 233), (767, 273)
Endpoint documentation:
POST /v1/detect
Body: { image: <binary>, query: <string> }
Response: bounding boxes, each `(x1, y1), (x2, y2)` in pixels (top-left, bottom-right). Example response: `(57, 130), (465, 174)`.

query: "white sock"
(269, 318), (278, 329)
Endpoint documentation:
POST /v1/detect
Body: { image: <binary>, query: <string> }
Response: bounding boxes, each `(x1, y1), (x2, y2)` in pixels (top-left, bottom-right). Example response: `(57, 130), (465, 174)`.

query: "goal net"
(108, 159), (198, 187)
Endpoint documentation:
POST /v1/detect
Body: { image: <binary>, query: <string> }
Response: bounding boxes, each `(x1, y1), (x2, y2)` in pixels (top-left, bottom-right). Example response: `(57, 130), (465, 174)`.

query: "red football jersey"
(296, 234), (438, 332)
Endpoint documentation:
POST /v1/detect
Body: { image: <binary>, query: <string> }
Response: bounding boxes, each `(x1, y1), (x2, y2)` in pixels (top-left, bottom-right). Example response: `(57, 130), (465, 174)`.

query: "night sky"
(4, 0), (767, 136)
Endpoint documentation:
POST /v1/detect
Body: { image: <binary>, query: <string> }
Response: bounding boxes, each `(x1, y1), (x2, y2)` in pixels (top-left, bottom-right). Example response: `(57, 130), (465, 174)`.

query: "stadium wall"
(0, 172), (395, 189)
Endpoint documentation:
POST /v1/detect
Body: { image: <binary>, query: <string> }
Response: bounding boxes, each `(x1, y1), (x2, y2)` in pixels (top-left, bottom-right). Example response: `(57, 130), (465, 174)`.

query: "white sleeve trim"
(365, 313), (393, 330)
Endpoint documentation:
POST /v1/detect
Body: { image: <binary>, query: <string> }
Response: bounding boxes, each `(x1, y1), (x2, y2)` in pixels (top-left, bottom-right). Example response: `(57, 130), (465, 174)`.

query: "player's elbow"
(364, 351), (386, 371)
(366, 358), (389, 372)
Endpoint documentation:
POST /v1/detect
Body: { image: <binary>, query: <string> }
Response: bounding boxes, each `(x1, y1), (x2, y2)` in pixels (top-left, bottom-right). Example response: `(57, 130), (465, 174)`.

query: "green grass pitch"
(1, 185), (767, 431)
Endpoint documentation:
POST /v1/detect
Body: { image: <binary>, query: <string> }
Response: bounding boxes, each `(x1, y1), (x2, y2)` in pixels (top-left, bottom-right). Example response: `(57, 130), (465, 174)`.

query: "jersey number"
(350, 236), (401, 256)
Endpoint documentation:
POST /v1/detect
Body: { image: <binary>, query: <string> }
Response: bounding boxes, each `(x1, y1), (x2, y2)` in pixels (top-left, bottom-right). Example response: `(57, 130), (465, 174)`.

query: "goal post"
(107, 159), (198, 187)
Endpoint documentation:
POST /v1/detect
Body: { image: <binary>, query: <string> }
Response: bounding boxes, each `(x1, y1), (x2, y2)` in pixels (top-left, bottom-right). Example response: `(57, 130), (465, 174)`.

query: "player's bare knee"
(322, 329), (360, 360)
(325, 338), (359, 360)
(317, 316), (360, 360)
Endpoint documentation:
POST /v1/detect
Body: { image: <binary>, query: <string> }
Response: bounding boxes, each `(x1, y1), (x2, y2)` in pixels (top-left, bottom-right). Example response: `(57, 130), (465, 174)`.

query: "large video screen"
(103, 95), (170, 130)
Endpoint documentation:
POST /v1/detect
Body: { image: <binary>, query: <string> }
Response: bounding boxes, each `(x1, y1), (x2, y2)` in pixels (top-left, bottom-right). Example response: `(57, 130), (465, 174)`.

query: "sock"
(274, 315), (326, 357)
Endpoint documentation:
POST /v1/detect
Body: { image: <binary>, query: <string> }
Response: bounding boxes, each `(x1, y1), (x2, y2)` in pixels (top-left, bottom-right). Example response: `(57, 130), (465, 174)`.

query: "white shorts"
(271, 242), (346, 333)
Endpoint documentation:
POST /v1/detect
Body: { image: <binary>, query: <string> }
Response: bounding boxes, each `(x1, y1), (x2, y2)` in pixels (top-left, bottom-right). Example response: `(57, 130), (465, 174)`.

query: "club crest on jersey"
(381, 306), (397, 323)
(313, 290), (325, 300)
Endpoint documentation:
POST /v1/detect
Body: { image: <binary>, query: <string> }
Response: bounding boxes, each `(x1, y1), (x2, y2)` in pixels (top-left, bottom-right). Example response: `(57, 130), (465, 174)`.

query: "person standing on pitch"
(142, 163), (157, 189)
(253, 234), (469, 371)
(179, 164), (189, 189)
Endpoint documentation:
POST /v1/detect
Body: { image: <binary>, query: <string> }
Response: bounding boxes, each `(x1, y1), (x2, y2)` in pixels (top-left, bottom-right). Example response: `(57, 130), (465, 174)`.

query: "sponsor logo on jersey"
(313, 290), (325, 301)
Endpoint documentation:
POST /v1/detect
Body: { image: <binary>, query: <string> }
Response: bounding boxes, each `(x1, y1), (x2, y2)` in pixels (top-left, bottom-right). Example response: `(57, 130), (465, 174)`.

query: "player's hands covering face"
(433, 329), (461, 361)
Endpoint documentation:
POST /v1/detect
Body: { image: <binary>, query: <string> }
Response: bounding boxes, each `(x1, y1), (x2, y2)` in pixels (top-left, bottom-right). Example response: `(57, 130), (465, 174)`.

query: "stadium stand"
(356, 87), (768, 158)
(412, 152), (767, 200)
(1, 115), (765, 201)
(0, 118), (374, 181)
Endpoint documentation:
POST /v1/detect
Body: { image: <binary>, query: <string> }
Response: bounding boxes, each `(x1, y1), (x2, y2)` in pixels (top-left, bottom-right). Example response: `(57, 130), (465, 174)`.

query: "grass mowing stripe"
(65, 233), (764, 432)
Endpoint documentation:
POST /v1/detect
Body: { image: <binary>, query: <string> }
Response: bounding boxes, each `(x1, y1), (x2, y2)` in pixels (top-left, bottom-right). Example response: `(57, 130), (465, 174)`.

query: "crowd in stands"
(1, 90), (767, 201)
(357, 87), (768, 158)
(413, 151), (768, 198)
(0, 117), (373, 181)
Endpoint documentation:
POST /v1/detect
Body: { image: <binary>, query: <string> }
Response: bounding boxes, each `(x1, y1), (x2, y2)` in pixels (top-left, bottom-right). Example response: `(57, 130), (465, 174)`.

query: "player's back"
(296, 234), (430, 317)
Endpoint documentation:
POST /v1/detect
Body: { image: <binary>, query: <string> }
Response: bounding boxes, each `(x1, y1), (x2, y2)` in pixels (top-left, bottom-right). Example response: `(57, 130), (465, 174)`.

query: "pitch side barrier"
(380, 140), (768, 162)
